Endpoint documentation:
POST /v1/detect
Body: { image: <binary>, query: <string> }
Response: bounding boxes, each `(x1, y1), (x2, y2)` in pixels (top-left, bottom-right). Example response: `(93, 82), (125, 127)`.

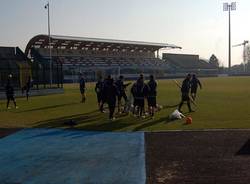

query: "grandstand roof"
(25, 34), (181, 55)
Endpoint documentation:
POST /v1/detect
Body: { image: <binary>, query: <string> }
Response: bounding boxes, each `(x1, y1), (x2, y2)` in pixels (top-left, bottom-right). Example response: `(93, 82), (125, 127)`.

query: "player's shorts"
(181, 93), (190, 101)
(137, 98), (145, 107)
(80, 88), (85, 94)
(191, 87), (197, 94)
(107, 98), (116, 107)
(118, 92), (127, 102)
(7, 95), (14, 101)
(147, 96), (156, 107)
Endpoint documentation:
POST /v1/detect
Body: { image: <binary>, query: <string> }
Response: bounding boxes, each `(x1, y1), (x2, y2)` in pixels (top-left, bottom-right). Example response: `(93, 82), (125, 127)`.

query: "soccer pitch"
(1, 76), (250, 131)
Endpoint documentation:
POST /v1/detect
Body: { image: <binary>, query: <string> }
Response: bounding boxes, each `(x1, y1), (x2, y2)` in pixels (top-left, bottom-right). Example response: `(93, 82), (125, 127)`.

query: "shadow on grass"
(133, 116), (177, 131)
(32, 110), (137, 131)
(31, 104), (189, 132)
(0, 128), (22, 138)
(163, 104), (179, 109)
(33, 110), (100, 128)
(78, 118), (135, 131)
(16, 102), (80, 113)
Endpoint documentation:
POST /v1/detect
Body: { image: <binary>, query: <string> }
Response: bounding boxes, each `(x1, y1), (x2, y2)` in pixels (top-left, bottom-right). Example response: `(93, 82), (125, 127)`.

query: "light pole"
(45, 1), (53, 87)
(223, 2), (236, 73)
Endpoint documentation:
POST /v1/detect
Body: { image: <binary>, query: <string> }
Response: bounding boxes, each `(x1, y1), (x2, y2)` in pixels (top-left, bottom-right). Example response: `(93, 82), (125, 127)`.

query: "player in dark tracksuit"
(131, 82), (138, 115)
(115, 75), (130, 113)
(104, 77), (119, 120)
(6, 79), (17, 109)
(25, 76), (32, 101)
(102, 75), (112, 106)
(190, 74), (202, 101)
(178, 74), (193, 113)
(22, 76), (32, 101)
(147, 75), (157, 117)
(133, 75), (147, 117)
(95, 76), (104, 112)
(79, 76), (86, 103)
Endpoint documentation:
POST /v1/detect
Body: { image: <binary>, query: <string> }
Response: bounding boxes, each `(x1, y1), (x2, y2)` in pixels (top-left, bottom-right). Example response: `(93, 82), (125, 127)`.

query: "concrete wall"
(0, 88), (64, 100)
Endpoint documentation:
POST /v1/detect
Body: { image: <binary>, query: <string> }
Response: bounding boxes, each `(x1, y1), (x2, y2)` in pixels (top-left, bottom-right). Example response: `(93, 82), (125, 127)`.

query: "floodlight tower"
(223, 2), (236, 73)
(45, 1), (52, 86)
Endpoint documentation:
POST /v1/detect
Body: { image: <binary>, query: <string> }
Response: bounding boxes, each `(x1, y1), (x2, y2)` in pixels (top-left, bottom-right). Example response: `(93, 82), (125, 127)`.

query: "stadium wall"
(0, 88), (64, 100)
(0, 47), (31, 90)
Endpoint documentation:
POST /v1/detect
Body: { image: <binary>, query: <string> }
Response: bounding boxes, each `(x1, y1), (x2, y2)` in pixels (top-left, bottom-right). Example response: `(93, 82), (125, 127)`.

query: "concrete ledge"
(0, 88), (64, 99)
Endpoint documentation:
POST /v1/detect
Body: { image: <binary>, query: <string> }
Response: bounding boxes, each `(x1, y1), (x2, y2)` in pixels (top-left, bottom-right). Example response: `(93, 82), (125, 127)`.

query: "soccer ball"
(9, 74), (13, 78)
(156, 104), (163, 111)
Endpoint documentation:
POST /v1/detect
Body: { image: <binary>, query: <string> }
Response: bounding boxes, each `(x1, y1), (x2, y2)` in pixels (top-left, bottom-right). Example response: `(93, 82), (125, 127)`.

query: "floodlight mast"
(223, 2), (236, 73)
(45, 1), (52, 87)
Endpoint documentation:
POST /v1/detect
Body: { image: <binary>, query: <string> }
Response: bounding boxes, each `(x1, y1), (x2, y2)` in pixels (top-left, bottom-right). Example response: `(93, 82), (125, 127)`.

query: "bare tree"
(209, 54), (220, 68)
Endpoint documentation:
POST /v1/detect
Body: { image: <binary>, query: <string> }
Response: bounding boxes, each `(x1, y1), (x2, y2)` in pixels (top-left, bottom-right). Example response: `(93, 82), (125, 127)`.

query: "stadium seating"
(31, 46), (219, 82)
(33, 48), (170, 72)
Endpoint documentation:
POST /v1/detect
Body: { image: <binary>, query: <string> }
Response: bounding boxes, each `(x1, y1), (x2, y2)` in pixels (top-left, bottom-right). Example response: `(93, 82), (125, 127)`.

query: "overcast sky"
(0, 0), (249, 66)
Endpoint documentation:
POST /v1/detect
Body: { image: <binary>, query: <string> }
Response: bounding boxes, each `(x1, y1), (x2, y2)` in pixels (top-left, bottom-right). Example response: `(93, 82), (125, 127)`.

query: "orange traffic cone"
(186, 116), (192, 125)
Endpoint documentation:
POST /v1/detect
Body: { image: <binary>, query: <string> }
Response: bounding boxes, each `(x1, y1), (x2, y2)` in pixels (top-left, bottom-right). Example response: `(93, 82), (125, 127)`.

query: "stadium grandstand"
(25, 35), (182, 82)
(0, 47), (31, 90)
(163, 53), (218, 77)
(0, 34), (219, 94)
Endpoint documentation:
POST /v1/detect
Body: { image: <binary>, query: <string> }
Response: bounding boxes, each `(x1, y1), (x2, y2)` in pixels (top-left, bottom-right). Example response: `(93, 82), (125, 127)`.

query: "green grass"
(1, 77), (250, 131)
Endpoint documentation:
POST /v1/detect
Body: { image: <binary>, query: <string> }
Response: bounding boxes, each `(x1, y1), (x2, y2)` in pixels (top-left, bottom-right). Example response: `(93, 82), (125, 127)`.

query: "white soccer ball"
(156, 104), (163, 110)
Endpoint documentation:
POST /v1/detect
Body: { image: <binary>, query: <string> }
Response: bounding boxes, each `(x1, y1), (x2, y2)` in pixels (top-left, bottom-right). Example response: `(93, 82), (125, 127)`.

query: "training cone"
(186, 116), (192, 124)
